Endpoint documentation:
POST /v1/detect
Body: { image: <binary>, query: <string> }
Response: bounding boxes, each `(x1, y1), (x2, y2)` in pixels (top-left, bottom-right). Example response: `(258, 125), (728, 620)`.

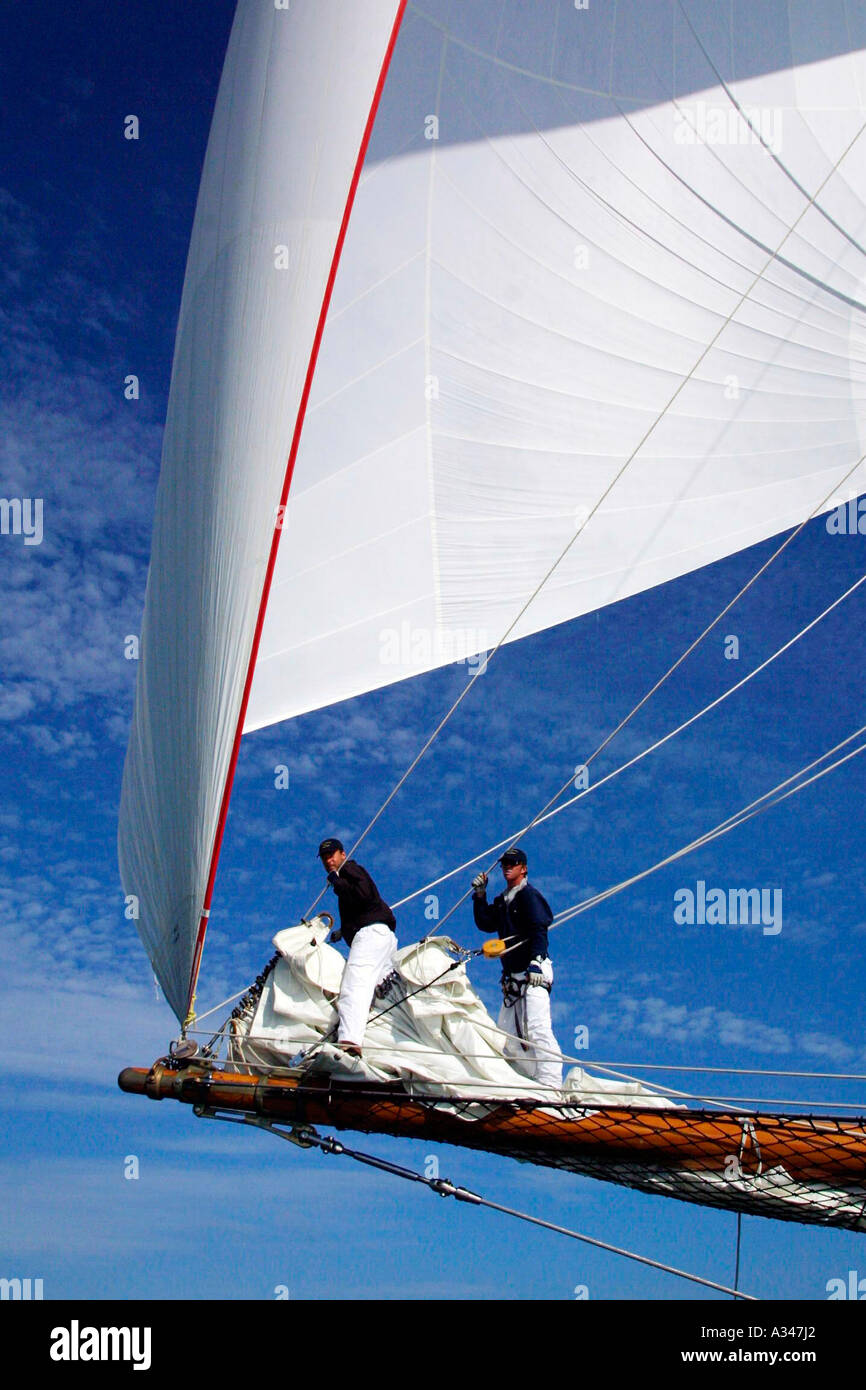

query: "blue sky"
(2, 0), (866, 1303)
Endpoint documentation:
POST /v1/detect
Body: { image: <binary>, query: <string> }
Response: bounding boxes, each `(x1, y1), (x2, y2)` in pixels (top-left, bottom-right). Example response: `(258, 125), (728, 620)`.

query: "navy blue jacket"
(473, 881), (553, 974)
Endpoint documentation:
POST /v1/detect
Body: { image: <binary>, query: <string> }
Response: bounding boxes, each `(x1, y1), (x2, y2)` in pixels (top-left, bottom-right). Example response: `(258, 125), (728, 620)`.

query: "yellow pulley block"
(482, 938), (507, 958)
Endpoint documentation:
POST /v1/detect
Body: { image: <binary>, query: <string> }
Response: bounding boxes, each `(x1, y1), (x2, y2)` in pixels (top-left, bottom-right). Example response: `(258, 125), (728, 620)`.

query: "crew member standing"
(472, 846), (562, 1089)
(318, 838), (397, 1057)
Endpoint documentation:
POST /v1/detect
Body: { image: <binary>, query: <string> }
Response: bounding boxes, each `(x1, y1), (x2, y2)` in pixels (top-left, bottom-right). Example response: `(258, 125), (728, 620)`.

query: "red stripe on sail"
(184, 1), (408, 1021)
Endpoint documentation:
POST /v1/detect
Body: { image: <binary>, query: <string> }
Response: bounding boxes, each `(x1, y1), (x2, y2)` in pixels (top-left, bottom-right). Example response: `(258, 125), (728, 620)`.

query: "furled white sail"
(230, 920), (675, 1108)
(120, 0), (866, 1015)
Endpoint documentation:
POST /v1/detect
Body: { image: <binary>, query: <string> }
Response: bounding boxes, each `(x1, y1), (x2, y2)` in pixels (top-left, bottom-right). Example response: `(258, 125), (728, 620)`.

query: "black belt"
(501, 969), (551, 1004)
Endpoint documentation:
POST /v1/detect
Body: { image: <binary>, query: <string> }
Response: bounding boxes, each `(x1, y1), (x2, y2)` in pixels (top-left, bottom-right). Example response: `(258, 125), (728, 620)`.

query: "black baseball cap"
(318, 838), (344, 860)
(499, 846), (527, 867)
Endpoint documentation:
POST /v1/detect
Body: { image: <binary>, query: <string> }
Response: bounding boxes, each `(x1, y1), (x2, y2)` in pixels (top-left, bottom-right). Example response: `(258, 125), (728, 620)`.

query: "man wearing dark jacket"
(472, 846), (562, 1088)
(319, 837), (397, 1056)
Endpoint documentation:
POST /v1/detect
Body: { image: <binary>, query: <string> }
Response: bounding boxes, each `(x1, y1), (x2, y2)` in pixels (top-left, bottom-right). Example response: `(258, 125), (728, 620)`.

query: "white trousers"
(498, 959), (563, 1089)
(337, 922), (398, 1046)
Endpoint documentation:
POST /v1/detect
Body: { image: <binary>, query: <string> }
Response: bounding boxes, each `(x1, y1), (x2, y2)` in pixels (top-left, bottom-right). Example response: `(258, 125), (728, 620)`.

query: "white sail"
(118, 0), (404, 1017)
(120, 0), (866, 1015)
(246, 0), (866, 728)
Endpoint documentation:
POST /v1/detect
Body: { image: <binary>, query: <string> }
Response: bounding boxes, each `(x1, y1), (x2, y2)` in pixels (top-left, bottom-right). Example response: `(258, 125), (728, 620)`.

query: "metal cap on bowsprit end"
(318, 838), (344, 860)
(499, 846), (527, 867)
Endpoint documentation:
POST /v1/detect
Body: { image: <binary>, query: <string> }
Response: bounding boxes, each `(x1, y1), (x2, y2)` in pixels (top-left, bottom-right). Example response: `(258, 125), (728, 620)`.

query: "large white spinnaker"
(118, 0), (405, 1019)
(120, 0), (866, 1018)
(247, 0), (866, 730)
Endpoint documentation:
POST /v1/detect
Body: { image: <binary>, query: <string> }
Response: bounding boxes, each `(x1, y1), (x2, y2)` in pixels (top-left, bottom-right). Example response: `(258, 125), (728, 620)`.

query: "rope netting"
(144, 1054), (866, 1234)
(338, 1086), (866, 1233)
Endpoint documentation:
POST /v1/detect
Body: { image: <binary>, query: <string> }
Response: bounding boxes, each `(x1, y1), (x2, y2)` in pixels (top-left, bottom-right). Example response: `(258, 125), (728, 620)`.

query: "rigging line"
(734, 1212), (743, 1301)
(462, 1013), (741, 1108)
(190, 1027), (866, 1084)
(180, 1026), (866, 1085)
(195, 985), (251, 1027)
(677, 0), (866, 264)
(200, 1017), (682, 1103)
(569, 1061), (866, 1084)
(440, 74), (850, 348)
(549, 723), (866, 928)
(520, 62), (866, 330)
(603, 11), (866, 314)
(243, 1118), (758, 1301)
(552, 731), (866, 929)
(201, 1027), (866, 1110)
(212, 942), (678, 1102)
(212, 701), (865, 1074)
(416, 545), (866, 943)
(298, 954), (473, 1065)
(553, 740), (866, 930)
(613, 1093), (866, 1113)
(209, 1004), (864, 1110)
(393, 541), (866, 913)
(302, 117), (866, 925)
(234, 949), (726, 1107)
(454, 39), (862, 345)
(615, 98), (866, 317)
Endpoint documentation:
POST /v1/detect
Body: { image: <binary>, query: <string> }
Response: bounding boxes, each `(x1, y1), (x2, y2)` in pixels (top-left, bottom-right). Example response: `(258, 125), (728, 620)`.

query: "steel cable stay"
(188, 1021), (866, 1097)
(300, 115), (866, 927)
(395, 556), (866, 917)
(195, 1105), (758, 1301)
(359, 724), (866, 1105)
(551, 729), (866, 931)
(181, 1047), (866, 1113)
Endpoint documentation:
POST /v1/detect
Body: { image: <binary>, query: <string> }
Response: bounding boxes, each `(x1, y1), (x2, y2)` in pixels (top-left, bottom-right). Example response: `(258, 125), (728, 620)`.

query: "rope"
(572, 1061), (866, 1084)
(195, 985), (250, 1027)
(296, 952), (475, 1065)
(229, 1114), (758, 1300)
(189, 1024), (866, 1113)
(734, 1212), (743, 1300)
(394, 555), (866, 913)
(301, 115), (866, 924)
(551, 728), (866, 930)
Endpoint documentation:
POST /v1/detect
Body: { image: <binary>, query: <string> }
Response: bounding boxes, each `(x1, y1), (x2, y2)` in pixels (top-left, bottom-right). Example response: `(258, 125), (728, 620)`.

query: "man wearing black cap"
(318, 838), (397, 1057)
(472, 847), (562, 1088)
